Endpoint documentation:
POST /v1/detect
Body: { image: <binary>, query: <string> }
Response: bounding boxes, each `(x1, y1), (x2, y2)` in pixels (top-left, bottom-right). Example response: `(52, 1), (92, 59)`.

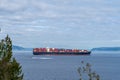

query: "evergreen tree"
(0, 35), (23, 80)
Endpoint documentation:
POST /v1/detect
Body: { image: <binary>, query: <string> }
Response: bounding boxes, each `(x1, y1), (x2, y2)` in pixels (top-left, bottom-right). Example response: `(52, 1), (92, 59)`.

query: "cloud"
(0, 0), (120, 48)
(0, 0), (119, 23)
(0, 0), (27, 11)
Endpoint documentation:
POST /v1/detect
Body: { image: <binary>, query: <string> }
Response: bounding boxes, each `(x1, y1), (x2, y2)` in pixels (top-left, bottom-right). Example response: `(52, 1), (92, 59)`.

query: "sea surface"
(13, 51), (120, 80)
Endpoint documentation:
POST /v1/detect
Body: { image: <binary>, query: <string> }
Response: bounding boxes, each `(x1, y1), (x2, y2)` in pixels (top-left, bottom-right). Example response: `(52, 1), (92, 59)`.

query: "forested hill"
(12, 45), (32, 51)
(92, 47), (120, 51)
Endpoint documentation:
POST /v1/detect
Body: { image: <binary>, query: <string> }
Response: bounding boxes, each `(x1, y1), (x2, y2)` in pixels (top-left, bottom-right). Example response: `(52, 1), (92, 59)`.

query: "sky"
(0, 0), (120, 49)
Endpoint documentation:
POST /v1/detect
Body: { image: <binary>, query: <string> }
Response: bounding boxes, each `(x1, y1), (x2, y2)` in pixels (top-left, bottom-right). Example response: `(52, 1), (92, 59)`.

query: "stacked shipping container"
(33, 48), (91, 55)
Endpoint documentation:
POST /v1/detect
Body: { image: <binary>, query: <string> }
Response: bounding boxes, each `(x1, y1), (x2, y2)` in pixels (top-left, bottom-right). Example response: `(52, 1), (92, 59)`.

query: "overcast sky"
(0, 0), (120, 49)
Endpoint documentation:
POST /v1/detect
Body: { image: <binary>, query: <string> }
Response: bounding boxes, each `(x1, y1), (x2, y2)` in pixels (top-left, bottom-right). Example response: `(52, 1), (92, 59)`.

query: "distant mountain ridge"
(92, 47), (120, 51)
(12, 45), (33, 51)
(12, 45), (120, 51)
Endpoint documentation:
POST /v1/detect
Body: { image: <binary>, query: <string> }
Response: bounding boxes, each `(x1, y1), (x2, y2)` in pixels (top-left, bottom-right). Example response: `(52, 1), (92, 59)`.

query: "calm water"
(13, 51), (120, 80)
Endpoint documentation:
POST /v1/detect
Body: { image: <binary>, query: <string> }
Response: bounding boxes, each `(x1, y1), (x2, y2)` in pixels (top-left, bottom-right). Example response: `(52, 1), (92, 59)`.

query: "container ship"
(33, 48), (91, 55)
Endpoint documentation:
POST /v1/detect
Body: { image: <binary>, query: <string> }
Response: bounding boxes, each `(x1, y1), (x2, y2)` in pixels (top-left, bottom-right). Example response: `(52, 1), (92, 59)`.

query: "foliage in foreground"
(0, 35), (23, 80)
(78, 61), (100, 80)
